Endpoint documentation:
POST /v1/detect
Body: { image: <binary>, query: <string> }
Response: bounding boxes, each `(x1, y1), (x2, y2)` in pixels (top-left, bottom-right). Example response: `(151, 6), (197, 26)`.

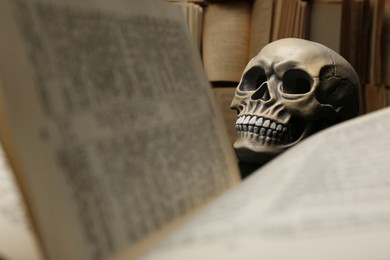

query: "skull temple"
(231, 38), (360, 165)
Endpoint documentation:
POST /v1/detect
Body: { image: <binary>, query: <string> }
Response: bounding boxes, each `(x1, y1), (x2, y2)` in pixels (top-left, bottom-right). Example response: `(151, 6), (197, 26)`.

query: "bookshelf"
(174, 0), (390, 124)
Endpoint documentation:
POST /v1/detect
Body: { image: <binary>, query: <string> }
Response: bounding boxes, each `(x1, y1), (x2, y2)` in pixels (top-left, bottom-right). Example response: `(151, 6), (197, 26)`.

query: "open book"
(1, 0), (390, 259)
(0, 0), (240, 259)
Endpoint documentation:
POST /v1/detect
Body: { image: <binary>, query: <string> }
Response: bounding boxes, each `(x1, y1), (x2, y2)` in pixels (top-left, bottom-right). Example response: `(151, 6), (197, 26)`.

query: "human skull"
(231, 38), (360, 165)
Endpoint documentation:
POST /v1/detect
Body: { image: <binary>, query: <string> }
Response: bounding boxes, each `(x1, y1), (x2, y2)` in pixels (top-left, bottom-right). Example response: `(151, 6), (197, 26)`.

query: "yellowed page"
(0, 0), (240, 259)
(143, 107), (390, 259)
(202, 2), (251, 82)
(249, 0), (273, 58)
(0, 144), (43, 260)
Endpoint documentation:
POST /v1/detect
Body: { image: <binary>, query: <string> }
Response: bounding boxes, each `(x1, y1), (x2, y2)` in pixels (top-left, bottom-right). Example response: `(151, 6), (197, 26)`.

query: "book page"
(0, 144), (43, 260)
(0, 0), (240, 259)
(202, 2), (251, 82)
(143, 107), (390, 260)
(249, 0), (273, 58)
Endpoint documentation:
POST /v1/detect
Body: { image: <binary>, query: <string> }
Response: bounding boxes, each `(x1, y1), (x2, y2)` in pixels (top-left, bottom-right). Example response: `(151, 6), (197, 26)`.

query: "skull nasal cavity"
(251, 82), (271, 101)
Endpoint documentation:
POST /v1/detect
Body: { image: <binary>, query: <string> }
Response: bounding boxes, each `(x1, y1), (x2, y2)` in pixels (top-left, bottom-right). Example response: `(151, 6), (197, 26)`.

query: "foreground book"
(142, 106), (390, 260)
(1, 0), (390, 259)
(0, 0), (240, 259)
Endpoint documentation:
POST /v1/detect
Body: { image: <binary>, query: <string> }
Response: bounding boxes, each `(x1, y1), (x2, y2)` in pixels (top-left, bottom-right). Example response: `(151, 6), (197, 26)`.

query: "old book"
(276, 0), (309, 39)
(364, 83), (387, 112)
(368, 0), (385, 85)
(2, 0), (390, 259)
(358, 0), (372, 85)
(173, 1), (204, 51)
(309, 0), (343, 53)
(340, 0), (363, 71)
(202, 0), (273, 82)
(0, 0), (240, 259)
(360, 0), (386, 112)
(202, 0), (308, 83)
(295, 0), (309, 39)
(381, 0), (390, 85)
(250, 0), (275, 58)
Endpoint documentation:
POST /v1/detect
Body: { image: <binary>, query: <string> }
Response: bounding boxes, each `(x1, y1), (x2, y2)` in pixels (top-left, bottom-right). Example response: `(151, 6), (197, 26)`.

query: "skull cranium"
(231, 38), (360, 165)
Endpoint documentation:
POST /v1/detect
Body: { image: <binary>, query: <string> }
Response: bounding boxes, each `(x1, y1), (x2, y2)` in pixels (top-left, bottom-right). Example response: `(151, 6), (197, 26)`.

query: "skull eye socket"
(239, 66), (267, 91)
(282, 69), (312, 94)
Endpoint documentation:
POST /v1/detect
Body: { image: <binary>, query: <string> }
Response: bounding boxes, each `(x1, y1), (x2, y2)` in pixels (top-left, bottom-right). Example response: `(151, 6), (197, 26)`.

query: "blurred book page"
(0, 0), (239, 259)
(143, 107), (390, 260)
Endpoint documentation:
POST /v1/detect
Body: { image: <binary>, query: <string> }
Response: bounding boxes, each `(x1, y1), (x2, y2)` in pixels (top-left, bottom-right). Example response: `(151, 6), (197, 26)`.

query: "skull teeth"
(235, 115), (291, 144)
